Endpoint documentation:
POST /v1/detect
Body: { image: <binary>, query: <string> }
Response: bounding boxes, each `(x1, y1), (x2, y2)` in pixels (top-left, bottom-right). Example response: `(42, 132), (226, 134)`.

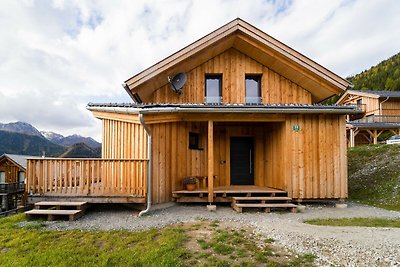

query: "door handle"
(249, 149), (252, 174)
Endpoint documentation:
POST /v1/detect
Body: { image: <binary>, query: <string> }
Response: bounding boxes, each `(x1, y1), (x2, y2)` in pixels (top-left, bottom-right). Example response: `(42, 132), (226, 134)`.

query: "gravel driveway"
(42, 202), (400, 267)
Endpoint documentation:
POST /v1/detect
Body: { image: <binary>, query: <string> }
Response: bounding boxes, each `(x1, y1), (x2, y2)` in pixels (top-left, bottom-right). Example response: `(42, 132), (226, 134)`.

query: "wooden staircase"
(172, 186), (297, 213)
(25, 201), (88, 221)
(231, 196), (297, 213)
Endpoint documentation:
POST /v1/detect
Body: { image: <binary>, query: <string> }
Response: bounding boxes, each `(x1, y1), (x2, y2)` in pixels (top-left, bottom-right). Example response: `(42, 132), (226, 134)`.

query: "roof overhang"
(337, 90), (400, 104)
(125, 19), (350, 103)
(0, 154), (26, 170)
(87, 104), (359, 116)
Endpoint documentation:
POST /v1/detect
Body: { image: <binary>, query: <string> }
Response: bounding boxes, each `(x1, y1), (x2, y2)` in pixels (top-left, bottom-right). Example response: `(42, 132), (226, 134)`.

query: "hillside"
(348, 145), (400, 211)
(56, 134), (100, 149)
(348, 52), (400, 91)
(0, 130), (65, 157)
(58, 143), (101, 158)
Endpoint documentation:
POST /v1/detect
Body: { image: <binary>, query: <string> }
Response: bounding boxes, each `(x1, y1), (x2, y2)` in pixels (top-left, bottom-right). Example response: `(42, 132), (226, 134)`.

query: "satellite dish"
(168, 73), (187, 95)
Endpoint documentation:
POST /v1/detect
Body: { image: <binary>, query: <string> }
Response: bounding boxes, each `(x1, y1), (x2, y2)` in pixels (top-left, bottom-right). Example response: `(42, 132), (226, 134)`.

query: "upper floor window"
(0, 171), (5, 184)
(205, 74), (222, 104)
(18, 171), (25, 184)
(245, 75), (261, 104)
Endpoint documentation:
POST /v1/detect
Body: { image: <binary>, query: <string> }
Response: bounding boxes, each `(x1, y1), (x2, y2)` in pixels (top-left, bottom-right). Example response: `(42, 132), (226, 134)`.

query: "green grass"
(305, 217), (400, 228)
(0, 214), (188, 267)
(188, 221), (316, 267)
(348, 144), (400, 211)
(0, 216), (316, 267)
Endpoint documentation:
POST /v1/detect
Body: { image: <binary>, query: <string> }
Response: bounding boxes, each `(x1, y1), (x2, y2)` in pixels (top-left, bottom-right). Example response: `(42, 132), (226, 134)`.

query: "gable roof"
(124, 18), (350, 103)
(0, 154), (29, 170)
(337, 90), (400, 104)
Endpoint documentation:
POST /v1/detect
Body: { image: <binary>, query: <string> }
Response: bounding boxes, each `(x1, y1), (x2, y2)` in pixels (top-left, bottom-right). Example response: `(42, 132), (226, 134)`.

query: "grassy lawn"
(0, 215), (316, 267)
(305, 217), (400, 228)
(348, 144), (400, 211)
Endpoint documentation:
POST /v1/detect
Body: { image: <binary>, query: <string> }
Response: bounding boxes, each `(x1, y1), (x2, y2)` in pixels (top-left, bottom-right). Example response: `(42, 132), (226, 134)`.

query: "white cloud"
(0, 0), (399, 141)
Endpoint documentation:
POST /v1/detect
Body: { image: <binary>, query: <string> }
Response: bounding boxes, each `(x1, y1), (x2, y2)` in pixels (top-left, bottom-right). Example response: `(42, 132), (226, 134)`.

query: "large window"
(0, 171), (5, 184)
(245, 75), (261, 104)
(205, 74), (222, 104)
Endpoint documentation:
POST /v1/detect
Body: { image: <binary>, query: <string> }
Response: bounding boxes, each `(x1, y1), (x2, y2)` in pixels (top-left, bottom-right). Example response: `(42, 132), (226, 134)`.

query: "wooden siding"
(150, 48), (312, 105)
(26, 159), (147, 197)
(102, 118), (148, 159)
(147, 114), (347, 203)
(0, 158), (24, 184)
(149, 122), (207, 204)
(341, 95), (400, 116)
(381, 100), (400, 116)
(284, 114), (347, 199)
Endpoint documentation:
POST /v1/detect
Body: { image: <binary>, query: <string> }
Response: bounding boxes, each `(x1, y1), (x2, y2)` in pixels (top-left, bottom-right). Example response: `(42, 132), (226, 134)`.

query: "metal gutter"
(87, 105), (360, 115)
(138, 113), (152, 217)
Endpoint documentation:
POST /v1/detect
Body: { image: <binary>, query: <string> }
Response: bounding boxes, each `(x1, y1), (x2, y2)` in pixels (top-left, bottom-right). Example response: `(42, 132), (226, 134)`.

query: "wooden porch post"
(373, 129), (378, 144)
(208, 120), (214, 203)
(349, 128), (355, 147)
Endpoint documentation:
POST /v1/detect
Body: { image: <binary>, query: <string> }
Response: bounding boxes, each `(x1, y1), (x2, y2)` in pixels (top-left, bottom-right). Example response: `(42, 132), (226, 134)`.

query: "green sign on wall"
(292, 125), (300, 131)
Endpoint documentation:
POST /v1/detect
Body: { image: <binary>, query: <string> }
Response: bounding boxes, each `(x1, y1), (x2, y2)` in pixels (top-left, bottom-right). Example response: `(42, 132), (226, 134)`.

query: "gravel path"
(41, 202), (400, 267)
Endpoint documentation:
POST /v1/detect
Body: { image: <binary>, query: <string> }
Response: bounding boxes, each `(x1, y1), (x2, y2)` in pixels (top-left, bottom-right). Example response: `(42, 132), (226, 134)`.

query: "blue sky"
(0, 0), (399, 141)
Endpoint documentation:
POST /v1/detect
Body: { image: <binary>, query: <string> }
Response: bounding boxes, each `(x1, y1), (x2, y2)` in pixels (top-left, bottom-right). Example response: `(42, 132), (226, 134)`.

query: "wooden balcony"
(0, 182), (25, 194)
(26, 158), (148, 203)
(350, 115), (400, 124)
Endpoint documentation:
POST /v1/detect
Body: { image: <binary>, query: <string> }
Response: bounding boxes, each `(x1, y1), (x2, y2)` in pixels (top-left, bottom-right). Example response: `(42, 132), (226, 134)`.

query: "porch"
(26, 158), (148, 204)
(173, 185), (288, 202)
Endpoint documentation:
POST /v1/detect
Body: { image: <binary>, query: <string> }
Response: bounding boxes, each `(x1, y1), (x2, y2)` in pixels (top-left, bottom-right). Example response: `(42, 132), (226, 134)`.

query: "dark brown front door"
(230, 137), (254, 185)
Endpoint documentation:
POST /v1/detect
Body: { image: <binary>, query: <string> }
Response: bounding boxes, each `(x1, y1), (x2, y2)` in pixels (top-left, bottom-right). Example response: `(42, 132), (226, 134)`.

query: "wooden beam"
(91, 111), (140, 124)
(208, 120), (214, 203)
(349, 128), (355, 147)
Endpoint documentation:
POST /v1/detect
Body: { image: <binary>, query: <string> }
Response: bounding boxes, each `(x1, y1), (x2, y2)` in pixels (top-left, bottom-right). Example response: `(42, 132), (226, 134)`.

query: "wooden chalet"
(26, 19), (358, 213)
(336, 90), (400, 146)
(0, 154), (27, 212)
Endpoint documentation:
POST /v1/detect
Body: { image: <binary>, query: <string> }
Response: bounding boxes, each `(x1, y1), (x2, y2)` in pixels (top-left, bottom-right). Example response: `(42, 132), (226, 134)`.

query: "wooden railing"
(26, 158), (148, 197)
(0, 182), (25, 194)
(351, 115), (400, 124)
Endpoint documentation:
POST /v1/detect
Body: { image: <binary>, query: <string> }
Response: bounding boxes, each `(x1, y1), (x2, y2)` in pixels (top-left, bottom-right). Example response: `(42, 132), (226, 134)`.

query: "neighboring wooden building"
(27, 19), (357, 210)
(0, 154), (27, 212)
(336, 90), (400, 146)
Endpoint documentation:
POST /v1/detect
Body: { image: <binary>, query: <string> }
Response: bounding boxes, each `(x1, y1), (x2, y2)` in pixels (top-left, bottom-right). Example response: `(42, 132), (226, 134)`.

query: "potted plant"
(182, 176), (198, 191)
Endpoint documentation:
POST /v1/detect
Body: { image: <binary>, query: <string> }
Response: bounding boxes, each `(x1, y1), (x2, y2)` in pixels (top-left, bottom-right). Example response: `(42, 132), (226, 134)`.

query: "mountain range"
(0, 121), (101, 158)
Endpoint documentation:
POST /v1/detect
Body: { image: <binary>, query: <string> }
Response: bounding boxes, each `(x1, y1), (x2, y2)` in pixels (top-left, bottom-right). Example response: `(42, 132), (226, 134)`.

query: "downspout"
(380, 96), (389, 116)
(138, 113), (152, 216)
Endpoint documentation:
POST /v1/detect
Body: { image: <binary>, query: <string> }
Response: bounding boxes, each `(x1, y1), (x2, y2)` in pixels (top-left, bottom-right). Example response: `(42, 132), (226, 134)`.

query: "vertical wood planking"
(146, 48), (312, 105)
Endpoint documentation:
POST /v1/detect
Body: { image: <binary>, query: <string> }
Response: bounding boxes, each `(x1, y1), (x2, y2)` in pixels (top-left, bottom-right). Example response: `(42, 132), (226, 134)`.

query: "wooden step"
(232, 203), (297, 213)
(25, 209), (84, 221)
(34, 201), (88, 210)
(232, 196), (292, 202)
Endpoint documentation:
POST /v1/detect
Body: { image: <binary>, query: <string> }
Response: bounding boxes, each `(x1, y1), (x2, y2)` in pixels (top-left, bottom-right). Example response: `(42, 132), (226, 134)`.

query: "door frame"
(229, 136), (255, 185)
(225, 132), (256, 186)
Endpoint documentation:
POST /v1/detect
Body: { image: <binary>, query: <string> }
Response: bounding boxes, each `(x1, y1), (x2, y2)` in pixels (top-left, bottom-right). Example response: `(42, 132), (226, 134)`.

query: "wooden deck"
(26, 158), (148, 204)
(173, 186), (288, 203)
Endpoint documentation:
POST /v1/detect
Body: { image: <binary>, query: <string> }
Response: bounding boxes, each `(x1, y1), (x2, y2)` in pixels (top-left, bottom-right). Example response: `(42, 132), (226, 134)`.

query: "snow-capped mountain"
(40, 131), (64, 142)
(0, 121), (101, 149)
(0, 121), (43, 137)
